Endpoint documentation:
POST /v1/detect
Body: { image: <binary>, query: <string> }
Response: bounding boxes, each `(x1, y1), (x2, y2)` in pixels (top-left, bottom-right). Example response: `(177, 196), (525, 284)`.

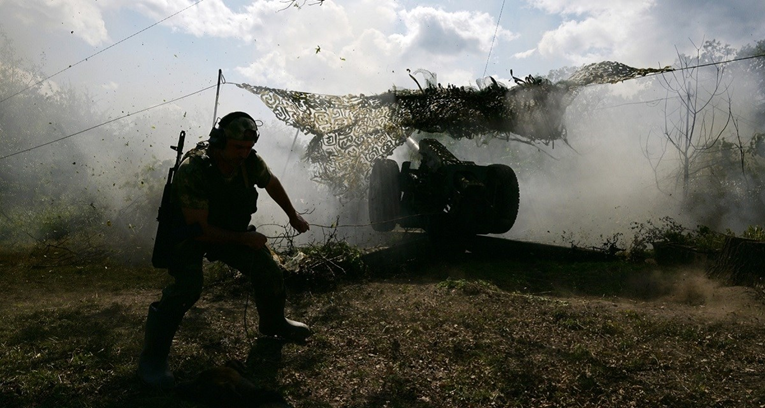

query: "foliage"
(109, 160), (170, 264)
(742, 225), (765, 241)
(640, 39), (765, 230)
(735, 39), (765, 126)
(279, 232), (368, 291)
(0, 30), (168, 264)
(0, 32), (104, 244)
(682, 132), (765, 229)
(627, 216), (730, 261)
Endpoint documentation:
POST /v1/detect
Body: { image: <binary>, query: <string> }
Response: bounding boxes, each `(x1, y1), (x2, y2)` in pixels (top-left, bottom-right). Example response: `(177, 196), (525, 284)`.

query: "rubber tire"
(369, 158), (401, 232)
(485, 164), (520, 234)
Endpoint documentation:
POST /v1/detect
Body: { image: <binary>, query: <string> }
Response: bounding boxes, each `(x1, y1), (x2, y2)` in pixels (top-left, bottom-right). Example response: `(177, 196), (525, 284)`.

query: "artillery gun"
(369, 138), (519, 236)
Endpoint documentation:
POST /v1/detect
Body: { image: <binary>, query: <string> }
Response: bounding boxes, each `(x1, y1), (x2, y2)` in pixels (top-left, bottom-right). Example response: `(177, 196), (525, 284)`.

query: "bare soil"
(1, 239), (764, 408)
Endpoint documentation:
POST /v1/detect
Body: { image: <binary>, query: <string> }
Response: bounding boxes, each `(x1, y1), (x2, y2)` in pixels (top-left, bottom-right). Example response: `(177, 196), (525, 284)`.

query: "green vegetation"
(0, 30), (177, 267)
(742, 225), (765, 241)
(625, 216), (764, 262)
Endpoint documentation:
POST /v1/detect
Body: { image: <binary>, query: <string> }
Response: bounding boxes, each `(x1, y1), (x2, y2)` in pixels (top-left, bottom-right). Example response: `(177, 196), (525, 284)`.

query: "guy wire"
(0, 0), (208, 106)
(0, 83), (220, 161)
(619, 53), (765, 82)
(258, 212), (444, 240)
(483, 0), (507, 78)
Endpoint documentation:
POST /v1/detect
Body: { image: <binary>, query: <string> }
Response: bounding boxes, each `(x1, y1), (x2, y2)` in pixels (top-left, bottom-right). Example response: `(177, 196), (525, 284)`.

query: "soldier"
(138, 111), (311, 389)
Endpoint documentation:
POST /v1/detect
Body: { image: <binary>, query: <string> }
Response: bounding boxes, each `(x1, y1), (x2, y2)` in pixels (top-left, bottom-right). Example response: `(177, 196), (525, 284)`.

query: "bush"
(627, 216), (730, 261)
(280, 238), (368, 292)
(742, 225), (765, 241)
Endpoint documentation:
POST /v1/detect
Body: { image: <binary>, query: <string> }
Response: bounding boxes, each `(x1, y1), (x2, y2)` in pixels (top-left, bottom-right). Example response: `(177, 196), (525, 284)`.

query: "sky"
(1, 0), (765, 246)
(3, 0), (764, 115)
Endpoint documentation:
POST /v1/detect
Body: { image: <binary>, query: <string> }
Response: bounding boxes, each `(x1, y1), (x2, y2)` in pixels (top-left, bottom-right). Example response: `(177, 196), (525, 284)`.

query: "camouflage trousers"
(155, 239), (284, 318)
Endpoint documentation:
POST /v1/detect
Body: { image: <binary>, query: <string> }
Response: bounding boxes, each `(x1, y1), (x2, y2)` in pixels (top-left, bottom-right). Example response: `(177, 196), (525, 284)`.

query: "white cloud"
(526, 0), (652, 16)
(526, 0), (765, 68)
(514, 48), (537, 59)
(130, 0), (262, 41)
(101, 81), (119, 91)
(0, 0), (522, 93)
(527, 0), (657, 64)
(231, 3), (521, 93)
(395, 6), (518, 57)
(3, 0), (110, 46)
(232, 1), (360, 91)
(236, 51), (303, 89)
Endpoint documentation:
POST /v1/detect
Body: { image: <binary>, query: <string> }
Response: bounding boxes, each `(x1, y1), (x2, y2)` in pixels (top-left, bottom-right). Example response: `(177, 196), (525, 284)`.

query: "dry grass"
(1, 243), (764, 408)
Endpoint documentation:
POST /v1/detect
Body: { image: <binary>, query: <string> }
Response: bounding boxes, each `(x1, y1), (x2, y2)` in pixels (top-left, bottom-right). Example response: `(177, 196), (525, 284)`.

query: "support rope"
(483, 0), (507, 78)
(0, 0), (207, 106)
(0, 83), (219, 161)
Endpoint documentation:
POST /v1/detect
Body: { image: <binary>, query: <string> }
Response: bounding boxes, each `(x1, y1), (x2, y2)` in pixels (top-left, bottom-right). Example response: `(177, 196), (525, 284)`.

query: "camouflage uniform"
(140, 112), (311, 390)
(155, 142), (284, 318)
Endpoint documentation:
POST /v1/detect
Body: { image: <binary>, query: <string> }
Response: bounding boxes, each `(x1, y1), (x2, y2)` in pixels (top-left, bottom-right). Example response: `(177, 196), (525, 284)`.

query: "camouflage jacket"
(172, 142), (272, 232)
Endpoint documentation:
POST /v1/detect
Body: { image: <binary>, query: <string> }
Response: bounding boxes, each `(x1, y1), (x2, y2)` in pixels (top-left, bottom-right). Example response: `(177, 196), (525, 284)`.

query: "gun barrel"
(405, 136), (419, 152)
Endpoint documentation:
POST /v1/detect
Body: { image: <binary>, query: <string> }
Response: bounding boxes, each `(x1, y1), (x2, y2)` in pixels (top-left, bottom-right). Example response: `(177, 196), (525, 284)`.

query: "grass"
(1, 241), (764, 407)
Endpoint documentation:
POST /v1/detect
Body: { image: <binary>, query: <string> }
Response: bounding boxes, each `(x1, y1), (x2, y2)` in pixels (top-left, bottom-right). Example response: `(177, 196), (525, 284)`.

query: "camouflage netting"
(236, 84), (408, 197)
(238, 61), (672, 199)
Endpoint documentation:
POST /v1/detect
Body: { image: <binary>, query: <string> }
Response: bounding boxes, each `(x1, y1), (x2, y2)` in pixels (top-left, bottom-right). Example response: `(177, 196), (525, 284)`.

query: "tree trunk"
(706, 236), (765, 286)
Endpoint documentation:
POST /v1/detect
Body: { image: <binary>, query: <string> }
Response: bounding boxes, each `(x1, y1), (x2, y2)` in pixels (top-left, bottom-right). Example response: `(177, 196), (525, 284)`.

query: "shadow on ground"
(360, 233), (685, 301)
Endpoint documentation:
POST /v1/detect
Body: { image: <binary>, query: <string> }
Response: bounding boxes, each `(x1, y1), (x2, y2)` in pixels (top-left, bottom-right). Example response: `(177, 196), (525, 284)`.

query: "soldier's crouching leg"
(218, 245), (312, 342)
(139, 241), (205, 389)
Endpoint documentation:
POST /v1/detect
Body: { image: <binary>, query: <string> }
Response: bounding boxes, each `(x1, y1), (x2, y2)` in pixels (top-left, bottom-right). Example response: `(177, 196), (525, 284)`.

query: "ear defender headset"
(208, 111), (260, 148)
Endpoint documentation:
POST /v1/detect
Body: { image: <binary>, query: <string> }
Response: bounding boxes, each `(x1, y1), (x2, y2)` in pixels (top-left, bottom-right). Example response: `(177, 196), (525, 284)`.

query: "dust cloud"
(399, 63), (765, 249)
(608, 267), (765, 323)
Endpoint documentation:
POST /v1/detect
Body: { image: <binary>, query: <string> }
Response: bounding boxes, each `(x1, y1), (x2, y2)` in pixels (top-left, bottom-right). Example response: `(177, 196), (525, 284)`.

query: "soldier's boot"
(257, 291), (312, 342)
(138, 302), (183, 389)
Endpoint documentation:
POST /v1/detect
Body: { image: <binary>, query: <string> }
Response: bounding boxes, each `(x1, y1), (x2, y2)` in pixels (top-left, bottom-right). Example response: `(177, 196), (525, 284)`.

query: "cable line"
(623, 53), (765, 81)
(593, 95), (760, 129)
(595, 98), (667, 109)
(483, 0), (506, 78)
(0, 0), (207, 105)
(676, 52), (765, 72)
(0, 83), (219, 161)
(2, 52), (763, 162)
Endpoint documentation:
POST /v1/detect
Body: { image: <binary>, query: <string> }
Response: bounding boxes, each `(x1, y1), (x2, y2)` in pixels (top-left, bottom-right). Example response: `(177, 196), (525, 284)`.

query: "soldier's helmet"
(221, 112), (259, 142)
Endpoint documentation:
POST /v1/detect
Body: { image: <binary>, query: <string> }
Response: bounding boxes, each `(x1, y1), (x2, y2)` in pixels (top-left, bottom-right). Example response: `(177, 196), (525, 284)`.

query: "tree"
(279, 0), (325, 11)
(644, 40), (734, 201)
(734, 39), (765, 129)
(641, 39), (765, 230)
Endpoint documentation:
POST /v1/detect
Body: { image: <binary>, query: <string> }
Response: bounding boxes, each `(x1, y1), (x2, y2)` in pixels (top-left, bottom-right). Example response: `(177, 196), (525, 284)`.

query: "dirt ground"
(1, 239), (764, 408)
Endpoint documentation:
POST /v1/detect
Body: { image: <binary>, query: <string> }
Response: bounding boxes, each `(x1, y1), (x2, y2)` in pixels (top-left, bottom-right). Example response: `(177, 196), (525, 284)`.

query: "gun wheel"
(484, 164), (520, 234)
(369, 158), (401, 232)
